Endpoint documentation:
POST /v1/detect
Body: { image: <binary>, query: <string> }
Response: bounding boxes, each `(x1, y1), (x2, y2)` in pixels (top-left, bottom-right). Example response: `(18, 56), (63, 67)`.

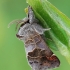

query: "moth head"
(16, 22), (31, 40)
(8, 17), (29, 40)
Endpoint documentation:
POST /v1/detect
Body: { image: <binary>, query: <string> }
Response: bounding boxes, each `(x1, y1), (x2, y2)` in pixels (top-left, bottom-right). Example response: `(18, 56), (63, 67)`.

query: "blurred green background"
(0, 0), (70, 70)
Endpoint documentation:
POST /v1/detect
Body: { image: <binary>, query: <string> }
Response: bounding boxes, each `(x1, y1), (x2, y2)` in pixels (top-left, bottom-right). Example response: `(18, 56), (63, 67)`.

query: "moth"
(9, 6), (60, 70)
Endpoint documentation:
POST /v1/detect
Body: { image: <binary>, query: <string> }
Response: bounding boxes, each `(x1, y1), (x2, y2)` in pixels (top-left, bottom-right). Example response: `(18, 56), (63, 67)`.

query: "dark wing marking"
(28, 55), (60, 70)
(26, 32), (53, 57)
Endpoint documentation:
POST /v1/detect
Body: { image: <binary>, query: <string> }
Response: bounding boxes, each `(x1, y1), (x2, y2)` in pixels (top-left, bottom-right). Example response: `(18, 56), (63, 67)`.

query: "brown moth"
(10, 6), (60, 70)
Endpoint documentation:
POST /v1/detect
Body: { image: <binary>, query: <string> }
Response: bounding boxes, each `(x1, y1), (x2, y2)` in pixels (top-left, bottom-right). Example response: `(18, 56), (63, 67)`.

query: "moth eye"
(16, 34), (24, 38)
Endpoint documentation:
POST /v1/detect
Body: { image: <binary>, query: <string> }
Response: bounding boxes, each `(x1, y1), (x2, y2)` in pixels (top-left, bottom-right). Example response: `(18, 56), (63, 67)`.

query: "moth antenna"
(15, 21), (24, 31)
(8, 19), (21, 28)
(8, 17), (28, 30)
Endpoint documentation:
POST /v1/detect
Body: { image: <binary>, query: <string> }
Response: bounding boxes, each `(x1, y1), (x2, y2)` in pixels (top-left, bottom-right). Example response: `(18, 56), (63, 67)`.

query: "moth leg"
(38, 28), (51, 34)
(32, 23), (51, 34)
(43, 28), (51, 32)
(36, 28), (50, 34)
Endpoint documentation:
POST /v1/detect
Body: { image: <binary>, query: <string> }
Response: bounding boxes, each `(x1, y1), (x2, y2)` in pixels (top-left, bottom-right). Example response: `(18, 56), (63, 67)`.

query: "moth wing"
(28, 55), (60, 70)
(27, 32), (53, 57)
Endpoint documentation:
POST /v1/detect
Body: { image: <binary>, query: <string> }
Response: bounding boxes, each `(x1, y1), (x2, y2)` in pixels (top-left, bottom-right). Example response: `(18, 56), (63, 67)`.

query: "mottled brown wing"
(28, 55), (60, 70)
(25, 32), (53, 57)
(25, 32), (60, 70)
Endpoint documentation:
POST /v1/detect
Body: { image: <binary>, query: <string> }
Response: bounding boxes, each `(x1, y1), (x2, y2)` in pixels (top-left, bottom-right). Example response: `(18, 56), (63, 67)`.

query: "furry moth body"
(11, 6), (60, 70)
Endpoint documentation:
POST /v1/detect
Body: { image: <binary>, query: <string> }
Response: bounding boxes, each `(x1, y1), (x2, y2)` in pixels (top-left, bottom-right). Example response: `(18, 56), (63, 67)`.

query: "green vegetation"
(27, 0), (70, 63)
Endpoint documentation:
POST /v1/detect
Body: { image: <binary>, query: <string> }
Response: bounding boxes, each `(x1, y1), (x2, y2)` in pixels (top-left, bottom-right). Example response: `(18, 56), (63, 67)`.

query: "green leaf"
(27, 0), (70, 63)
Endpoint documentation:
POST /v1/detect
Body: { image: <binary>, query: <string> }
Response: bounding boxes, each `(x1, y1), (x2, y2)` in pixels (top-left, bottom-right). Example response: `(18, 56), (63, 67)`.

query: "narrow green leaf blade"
(27, 0), (70, 63)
